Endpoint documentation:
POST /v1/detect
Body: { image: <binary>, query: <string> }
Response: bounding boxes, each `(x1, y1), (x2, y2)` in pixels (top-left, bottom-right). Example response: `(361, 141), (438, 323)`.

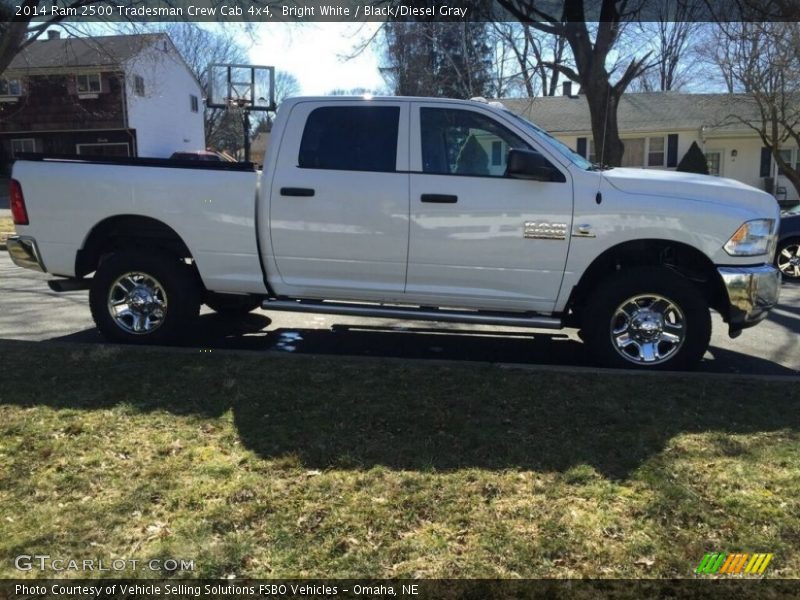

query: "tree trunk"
(585, 82), (624, 166)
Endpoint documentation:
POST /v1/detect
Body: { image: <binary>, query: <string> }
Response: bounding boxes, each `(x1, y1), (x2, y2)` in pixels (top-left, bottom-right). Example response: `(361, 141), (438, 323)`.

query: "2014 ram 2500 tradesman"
(7, 96), (782, 369)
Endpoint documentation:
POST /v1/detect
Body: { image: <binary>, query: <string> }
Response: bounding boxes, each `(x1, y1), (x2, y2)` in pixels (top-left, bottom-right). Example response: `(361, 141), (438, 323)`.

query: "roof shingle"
(6, 34), (164, 71)
(499, 92), (764, 135)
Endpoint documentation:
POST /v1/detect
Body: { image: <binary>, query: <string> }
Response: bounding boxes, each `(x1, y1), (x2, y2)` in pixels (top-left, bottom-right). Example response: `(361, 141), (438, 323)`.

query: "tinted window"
(299, 106), (399, 172)
(420, 108), (529, 177)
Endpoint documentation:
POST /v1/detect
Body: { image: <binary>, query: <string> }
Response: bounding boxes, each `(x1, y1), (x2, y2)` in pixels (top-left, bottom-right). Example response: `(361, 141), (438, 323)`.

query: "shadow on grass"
(2, 337), (798, 480)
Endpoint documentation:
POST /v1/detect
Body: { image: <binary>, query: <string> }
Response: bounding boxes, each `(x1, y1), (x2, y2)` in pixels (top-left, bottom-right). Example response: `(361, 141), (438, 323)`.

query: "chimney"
(562, 81), (572, 97)
(47, 30), (61, 40)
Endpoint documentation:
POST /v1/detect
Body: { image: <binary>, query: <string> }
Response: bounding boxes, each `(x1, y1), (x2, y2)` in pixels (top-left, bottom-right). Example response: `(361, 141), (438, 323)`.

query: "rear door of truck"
(268, 100), (410, 298)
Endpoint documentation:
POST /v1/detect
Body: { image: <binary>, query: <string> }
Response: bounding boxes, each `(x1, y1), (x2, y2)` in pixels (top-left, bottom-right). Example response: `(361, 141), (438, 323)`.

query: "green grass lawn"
(0, 342), (798, 579)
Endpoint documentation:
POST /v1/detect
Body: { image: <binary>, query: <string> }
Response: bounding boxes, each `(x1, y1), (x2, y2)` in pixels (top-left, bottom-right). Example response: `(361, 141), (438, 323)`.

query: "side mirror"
(506, 149), (565, 182)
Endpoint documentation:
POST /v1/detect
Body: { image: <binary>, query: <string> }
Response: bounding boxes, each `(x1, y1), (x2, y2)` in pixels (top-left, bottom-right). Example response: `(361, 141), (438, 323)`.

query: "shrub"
(676, 141), (710, 175)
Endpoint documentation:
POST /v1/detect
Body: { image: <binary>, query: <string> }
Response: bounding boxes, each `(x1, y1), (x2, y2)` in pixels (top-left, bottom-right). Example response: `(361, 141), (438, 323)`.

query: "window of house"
(190, 94), (199, 112)
(134, 75), (145, 96)
(11, 139), (35, 157)
(0, 78), (22, 96)
(704, 151), (722, 176)
(76, 73), (101, 93)
(591, 136), (668, 167)
(298, 106), (399, 172)
(420, 108), (530, 177)
(647, 136), (665, 166)
(620, 138), (645, 167)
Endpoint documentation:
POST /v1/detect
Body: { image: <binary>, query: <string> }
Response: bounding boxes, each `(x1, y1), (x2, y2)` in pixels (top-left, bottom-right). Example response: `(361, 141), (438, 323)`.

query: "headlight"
(723, 219), (776, 257)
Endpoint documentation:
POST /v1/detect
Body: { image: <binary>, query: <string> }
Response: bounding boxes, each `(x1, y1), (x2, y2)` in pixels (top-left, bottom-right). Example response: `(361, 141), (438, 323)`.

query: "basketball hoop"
(207, 63), (275, 163)
(227, 97), (252, 109)
(207, 63), (275, 112)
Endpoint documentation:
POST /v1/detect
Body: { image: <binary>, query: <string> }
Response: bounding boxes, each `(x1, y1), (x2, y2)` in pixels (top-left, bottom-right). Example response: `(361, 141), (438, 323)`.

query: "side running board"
(262, 299), (563, 329)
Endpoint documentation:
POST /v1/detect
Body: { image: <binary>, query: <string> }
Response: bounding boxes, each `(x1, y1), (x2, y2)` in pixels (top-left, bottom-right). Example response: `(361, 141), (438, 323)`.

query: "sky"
(247, 23), (385, 95)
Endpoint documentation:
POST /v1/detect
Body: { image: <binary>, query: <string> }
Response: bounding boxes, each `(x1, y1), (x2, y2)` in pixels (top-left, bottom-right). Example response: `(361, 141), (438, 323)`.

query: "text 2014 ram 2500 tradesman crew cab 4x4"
(7, 96), (782, 369)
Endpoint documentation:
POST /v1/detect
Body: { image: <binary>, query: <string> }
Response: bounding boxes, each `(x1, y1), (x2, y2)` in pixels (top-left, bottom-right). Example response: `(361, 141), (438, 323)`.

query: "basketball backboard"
(207, 64), (275, 111)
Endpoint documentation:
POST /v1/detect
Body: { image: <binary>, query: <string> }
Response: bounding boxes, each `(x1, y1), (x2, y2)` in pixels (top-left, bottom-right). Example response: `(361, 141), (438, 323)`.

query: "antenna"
(595, 85), (612, 203)
(599, 85), (610, 169)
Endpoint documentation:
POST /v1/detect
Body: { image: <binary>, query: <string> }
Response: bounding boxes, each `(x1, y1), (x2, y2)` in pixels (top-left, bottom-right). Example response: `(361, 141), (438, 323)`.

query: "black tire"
(775, 238), (800, 281)
(89, 250), (201, 344)
(581, 267), (711, 371)
(205, 293), (262, 316)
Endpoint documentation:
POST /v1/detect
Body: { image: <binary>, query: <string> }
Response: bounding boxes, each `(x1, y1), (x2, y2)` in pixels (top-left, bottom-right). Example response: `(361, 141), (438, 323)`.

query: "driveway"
(0, 251), (798, 375)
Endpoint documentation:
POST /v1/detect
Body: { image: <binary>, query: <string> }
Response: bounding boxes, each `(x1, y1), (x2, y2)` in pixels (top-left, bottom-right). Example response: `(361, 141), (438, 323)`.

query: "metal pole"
(243, 110), (251, 162)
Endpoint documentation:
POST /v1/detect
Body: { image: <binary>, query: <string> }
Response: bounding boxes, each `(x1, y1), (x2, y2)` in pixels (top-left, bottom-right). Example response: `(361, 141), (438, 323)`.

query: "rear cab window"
(298, 106), (400, 172)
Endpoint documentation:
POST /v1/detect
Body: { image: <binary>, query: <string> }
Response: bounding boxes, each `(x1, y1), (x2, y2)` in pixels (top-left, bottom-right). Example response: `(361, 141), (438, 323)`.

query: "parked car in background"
(777, 204), (800, 280)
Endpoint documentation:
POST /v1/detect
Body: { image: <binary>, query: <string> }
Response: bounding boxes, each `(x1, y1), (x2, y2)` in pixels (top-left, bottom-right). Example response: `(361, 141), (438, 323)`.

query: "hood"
(602, 168), (778, 217)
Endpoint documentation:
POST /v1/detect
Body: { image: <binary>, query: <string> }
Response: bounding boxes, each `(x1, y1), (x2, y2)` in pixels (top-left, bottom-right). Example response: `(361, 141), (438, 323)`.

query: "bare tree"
(274, 70), (300, 105)
(630, 2), (703, 92)
(497, 0), (654, 166)
(489, 22), (569, 97)
(711, 22), (800, 196)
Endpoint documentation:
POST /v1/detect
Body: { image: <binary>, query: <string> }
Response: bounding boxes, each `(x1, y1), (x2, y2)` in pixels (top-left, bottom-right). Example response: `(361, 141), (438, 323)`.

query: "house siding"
(124, 40), (204, 158)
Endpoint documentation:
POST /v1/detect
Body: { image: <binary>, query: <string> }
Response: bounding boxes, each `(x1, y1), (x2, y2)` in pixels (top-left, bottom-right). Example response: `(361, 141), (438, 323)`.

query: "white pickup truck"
(7, 96), (781, 369)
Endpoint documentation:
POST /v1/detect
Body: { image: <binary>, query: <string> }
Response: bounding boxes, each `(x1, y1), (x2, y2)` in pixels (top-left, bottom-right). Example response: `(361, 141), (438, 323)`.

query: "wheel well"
(76, 215), (193, 278)
(779, 235), (800, 246)
(566, 239), (728, 323)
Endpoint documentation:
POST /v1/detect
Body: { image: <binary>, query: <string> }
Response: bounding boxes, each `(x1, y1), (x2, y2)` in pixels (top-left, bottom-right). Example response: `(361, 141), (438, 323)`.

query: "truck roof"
(280, 95), (505, 109)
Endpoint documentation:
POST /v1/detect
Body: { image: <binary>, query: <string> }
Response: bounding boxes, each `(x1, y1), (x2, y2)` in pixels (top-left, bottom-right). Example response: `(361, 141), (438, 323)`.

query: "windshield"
(505, 111), (595, 171)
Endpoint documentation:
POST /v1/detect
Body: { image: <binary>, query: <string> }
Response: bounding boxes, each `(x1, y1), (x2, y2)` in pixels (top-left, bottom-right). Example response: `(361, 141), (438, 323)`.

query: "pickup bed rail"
(15, 153), (256, 172)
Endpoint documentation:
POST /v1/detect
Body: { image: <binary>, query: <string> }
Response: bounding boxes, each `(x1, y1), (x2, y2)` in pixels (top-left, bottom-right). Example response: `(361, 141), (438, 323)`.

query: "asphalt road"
(1, 251), (798, 375)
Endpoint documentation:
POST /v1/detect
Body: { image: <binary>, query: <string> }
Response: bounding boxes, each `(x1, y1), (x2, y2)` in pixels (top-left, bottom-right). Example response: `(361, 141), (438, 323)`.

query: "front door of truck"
(269, 101), (410, 299)
(406, 103), (573, 312)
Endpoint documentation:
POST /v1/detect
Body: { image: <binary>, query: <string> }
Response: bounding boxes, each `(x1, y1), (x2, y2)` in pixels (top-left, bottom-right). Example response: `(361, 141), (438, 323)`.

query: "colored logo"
(696, 553), (773, 575)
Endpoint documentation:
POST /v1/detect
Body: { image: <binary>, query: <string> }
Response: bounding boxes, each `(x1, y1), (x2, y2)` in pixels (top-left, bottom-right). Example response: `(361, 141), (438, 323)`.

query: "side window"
(420, 108), (530, 177)
(298, 106), (399, 172)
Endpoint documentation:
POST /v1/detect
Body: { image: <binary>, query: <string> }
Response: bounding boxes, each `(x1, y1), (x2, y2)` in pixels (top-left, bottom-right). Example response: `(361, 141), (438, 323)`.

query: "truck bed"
(12, 154), (266, 295)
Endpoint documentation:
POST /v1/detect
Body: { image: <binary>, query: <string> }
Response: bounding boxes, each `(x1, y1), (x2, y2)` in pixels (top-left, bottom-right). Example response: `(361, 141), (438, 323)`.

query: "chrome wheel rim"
(610, 294), (686, 365)
(107, 272), (168, 334)
(777, 243), (800, 279)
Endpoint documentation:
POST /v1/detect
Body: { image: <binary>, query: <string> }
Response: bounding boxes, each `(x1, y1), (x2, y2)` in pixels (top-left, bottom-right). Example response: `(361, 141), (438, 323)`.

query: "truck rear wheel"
(89, 250), (200, 344)
(581, 267), (711, 370)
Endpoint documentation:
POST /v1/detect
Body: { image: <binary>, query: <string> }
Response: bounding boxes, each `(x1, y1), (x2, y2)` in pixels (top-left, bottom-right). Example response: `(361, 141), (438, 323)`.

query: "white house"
(500, 89), (799, 205)
(0, 32), (204, 171)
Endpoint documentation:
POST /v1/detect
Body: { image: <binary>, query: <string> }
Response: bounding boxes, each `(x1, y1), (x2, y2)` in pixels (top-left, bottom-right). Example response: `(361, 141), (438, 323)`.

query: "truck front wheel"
(89, 251), (200, 344)
(581, 268), (711, 370)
